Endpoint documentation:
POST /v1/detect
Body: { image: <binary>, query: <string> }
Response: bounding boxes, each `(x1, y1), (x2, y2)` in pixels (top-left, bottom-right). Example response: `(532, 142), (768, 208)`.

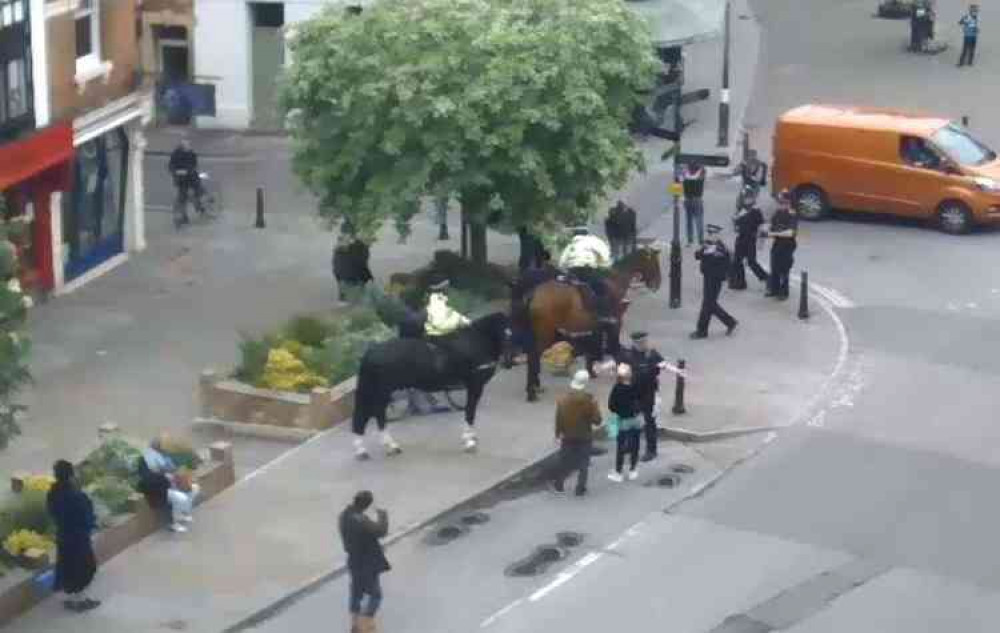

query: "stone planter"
(198, 369), (356, 432)
(0, 442), (237, 628)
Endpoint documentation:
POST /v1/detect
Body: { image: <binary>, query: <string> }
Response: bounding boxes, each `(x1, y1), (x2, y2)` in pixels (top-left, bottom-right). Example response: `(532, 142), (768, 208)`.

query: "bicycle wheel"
(445, 387), (467, 411)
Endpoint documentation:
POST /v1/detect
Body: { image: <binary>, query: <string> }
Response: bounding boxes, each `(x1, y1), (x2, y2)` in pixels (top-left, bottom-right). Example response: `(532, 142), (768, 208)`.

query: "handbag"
(605, 413), (620, 440)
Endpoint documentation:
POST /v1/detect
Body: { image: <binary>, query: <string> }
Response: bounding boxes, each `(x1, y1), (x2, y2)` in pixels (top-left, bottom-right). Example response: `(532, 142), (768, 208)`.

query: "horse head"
(615, 246), (662, 291)
(471, 312), (512, 360)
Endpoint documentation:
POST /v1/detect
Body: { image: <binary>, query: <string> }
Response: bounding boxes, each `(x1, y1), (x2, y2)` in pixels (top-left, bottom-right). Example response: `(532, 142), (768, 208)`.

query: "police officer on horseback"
(558, 227), (615, 323)
(424, 278), (471, 336)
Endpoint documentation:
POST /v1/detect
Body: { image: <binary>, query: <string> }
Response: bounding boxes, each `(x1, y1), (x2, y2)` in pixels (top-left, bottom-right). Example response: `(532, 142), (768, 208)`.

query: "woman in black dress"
(46, 460), (100, 612)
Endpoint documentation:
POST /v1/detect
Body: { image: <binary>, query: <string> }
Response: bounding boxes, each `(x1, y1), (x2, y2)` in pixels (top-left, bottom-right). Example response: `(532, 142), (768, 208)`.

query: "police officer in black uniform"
(692, 224), (738, 339)
(729, 186), (768, 290)
(765, 190), (798, 301)
(622, 331), (666, 462)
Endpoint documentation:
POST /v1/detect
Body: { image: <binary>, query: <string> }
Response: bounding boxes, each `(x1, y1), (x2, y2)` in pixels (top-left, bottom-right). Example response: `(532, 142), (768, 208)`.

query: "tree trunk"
(470, 222), (488, 265)
(460, 208), (469, 259)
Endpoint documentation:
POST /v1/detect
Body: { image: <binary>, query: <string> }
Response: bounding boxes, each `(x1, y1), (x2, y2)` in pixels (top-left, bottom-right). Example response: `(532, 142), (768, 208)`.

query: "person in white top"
(424, 279), (471, 337)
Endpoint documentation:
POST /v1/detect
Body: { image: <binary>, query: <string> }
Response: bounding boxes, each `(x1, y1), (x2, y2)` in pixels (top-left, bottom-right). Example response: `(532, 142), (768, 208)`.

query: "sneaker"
(640, 452), (658, 463)
(726, 321), (739, 336)
(180, 514), (194, 524)
(689, 331), (708, 340)
(170, 523), (188, 533)
(78, 599), (101, 611)
(607, 472), (624, 483)
(628, 468), (639, 481)
(574, 488), (587, 497)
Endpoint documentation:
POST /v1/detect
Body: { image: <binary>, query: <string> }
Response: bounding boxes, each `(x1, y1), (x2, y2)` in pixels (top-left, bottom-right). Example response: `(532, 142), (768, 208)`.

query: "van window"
(931, 124), (996, 166)
(900, 136), (941, 169)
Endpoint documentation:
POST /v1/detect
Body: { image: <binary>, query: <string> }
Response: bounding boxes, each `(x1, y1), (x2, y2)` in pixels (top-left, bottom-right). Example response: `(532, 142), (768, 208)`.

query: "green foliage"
(234, 333), (280, 385)
(84, 477), (136, 516)
(284, 315), (337, 348)
(0, 490), (54, 540)
(78, 437), (143, 488)
(282, 0), (658, 252)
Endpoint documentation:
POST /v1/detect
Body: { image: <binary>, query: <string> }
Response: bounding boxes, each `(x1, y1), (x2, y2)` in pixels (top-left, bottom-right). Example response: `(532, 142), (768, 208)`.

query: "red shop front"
(0, 124), (74, 293)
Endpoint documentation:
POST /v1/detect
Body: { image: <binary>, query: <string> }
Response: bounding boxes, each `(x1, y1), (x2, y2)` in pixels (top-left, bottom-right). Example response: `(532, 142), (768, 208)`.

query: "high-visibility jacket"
(558, 235), (612, 270)
(424, 292), (471, 336)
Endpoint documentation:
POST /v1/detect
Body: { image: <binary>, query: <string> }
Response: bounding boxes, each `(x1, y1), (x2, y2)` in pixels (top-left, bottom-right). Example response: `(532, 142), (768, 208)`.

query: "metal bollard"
(962, 115), (970, 127)
(671, 359), (687, 415)
(255, 187), (266, 229)
(798, 271), (810, 320)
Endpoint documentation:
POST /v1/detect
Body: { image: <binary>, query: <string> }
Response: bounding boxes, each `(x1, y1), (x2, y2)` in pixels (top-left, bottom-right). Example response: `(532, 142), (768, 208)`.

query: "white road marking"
(239, 428), (336, 484)
(801, 290), (853, 428)
(480, 599), (523, 628)
(808, 282), (855, 309)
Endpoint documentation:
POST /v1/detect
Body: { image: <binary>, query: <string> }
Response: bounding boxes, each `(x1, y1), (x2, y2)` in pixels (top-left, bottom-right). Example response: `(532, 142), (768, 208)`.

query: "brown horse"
(524, 247), (661, 401)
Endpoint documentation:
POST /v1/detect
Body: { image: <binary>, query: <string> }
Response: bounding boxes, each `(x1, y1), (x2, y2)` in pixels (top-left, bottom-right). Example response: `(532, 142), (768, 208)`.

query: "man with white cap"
(551, 369), (603, 497)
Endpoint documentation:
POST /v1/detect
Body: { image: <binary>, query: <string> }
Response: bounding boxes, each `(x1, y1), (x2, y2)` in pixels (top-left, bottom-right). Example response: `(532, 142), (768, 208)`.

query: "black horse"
(332, 239), (374, 300)
(351, 312), (510, 459)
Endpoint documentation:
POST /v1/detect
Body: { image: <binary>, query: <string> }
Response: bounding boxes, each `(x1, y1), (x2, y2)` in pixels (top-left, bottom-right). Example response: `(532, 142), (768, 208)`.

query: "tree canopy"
(282, 0), (658, 260)
(0, 206), (32, 450)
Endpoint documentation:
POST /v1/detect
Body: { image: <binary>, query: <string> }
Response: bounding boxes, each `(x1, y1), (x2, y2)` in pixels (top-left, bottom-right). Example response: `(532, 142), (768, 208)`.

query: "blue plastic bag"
(33, 569), (55, 595)
(605, 413), (620, 440)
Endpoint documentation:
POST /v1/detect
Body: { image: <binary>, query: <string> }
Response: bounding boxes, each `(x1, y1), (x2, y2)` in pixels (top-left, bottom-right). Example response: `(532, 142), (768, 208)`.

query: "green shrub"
(234, 333), (279, 384)
(78, 438), (142, 488)
(0, 490), (54, 539)
(344, 308), (382, 333)
(284, 315), (337, 348)
(85, 477), (135, 516)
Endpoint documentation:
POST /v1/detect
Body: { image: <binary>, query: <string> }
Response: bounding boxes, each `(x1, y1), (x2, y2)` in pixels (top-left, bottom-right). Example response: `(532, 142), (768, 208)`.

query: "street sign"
(668, 182), (683, 196)
(676, 153), (731, 167)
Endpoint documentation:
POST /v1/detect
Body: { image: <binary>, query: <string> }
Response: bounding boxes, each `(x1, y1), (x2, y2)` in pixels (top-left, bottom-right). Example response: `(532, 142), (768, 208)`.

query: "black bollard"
(962, 115), (970, 128)
(798, 271), (810, 320)
(671, 359), (687, 415)
(255, 188), (266, 229)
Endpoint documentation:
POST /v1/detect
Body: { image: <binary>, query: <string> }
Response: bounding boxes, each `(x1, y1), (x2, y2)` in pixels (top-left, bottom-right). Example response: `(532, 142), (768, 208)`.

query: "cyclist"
(168, 139), (205, 225)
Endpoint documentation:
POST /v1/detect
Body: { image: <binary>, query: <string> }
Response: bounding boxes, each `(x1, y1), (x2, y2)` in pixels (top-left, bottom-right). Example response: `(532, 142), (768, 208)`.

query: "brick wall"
(47, 0), (142, 122)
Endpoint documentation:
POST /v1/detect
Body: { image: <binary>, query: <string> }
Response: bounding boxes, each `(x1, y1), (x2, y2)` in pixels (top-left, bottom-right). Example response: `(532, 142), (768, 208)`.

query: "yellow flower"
(3, 530), (55, 557)
(260, 348), (328, 392)
(22, 474), (55, 492)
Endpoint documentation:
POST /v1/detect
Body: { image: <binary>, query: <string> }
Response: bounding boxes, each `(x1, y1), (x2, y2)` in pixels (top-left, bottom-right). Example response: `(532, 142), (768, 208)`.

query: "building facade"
(0, 0), (151, 297)
(193, 0), (364, 130)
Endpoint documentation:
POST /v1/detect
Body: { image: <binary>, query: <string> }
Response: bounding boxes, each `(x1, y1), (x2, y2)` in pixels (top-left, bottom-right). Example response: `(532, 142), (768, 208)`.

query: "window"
(0, 0), (31, 136)
(931, 124), (997, 167)
(74, 0), (100, 70)
(900, 136), (941, 170)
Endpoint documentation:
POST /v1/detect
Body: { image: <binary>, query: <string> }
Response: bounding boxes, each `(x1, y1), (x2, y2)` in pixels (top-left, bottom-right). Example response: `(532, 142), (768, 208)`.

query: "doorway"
(250, 2), (285, 130)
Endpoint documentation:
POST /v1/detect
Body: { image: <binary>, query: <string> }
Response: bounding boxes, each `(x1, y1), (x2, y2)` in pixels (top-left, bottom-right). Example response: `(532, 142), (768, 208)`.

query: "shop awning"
(625, 0), (727, 47)
(0, 123), (74, 192)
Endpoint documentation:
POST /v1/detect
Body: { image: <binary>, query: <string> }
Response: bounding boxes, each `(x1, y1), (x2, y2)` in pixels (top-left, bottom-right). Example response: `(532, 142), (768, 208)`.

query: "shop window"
(62, 128), (129, 281)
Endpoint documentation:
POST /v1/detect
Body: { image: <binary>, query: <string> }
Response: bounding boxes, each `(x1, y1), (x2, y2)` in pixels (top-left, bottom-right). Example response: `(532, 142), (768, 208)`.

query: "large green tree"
(282, 0), (657, 263)
(0, 199), (32, 450)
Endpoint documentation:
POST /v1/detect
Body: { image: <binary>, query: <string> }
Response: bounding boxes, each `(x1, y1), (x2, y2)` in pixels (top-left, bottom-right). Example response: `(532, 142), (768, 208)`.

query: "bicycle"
(172, 171), (224, 229)
(384, 385), (468, 422)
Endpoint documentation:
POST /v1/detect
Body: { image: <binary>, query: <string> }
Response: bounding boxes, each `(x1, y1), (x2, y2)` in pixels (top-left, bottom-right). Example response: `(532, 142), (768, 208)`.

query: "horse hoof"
(464, 442), (478, 453)
(355, 451), (371, 461)
(386, 445), (403, 457)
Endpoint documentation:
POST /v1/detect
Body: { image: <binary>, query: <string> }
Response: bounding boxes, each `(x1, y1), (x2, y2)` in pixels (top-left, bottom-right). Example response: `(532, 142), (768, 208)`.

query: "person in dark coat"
(729, 186), (769, 290)
(46, 460), (100, 612)
(333, 236), (374, 301)
(620, 331), (665, 462)
(167, 139), (204, 223)
(607, 364), (643, 482)
(517, 227), (545, 271)
(339, 490), (390, 633)
(765, 190), (799, 301)
(692, 224), (738, 339)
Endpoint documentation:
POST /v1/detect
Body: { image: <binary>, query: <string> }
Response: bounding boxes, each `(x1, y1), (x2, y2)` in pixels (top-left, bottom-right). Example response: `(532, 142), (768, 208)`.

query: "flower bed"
(0, 433), (236, 627)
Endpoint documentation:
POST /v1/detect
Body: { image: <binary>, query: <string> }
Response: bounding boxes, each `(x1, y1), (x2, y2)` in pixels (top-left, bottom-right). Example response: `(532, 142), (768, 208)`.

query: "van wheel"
(937, 200), (973, 235)
(794, 185), (829, 221)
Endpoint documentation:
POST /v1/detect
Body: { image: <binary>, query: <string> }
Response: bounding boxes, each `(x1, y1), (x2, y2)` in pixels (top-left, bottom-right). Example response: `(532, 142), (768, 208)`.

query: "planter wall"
(198, 369), (356, 430)
(0, 442), (237, 627)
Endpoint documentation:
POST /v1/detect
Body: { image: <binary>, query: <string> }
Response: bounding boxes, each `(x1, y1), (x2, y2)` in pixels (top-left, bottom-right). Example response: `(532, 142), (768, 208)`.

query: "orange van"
(772, 104), (1000, 234)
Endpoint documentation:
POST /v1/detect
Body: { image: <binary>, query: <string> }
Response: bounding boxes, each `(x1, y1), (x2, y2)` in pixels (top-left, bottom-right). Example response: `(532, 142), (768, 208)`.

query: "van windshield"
(932, 124), (997, 167)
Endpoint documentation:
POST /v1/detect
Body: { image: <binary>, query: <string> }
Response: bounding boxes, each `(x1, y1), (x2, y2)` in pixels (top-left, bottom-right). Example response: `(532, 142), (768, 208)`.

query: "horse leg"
(351, 399), (371, 461)
(376, 396), (402, 456)
(462, 382), (484, 452)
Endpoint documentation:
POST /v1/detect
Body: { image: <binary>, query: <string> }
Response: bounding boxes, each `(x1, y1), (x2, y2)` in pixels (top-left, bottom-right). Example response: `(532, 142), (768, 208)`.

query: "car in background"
(773, 104), (1000, 234)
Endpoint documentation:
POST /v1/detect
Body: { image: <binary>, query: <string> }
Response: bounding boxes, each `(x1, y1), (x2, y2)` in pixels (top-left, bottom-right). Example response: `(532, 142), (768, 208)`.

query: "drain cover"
(556, 531), (584, 548)
(534, 545), (568, 563)
(670, 464), (695, 475)
(505, 560), (541, 577)
(656, 474), (681, 488)
(423, 523), (469, 546)
(460, 512), (490, 526)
